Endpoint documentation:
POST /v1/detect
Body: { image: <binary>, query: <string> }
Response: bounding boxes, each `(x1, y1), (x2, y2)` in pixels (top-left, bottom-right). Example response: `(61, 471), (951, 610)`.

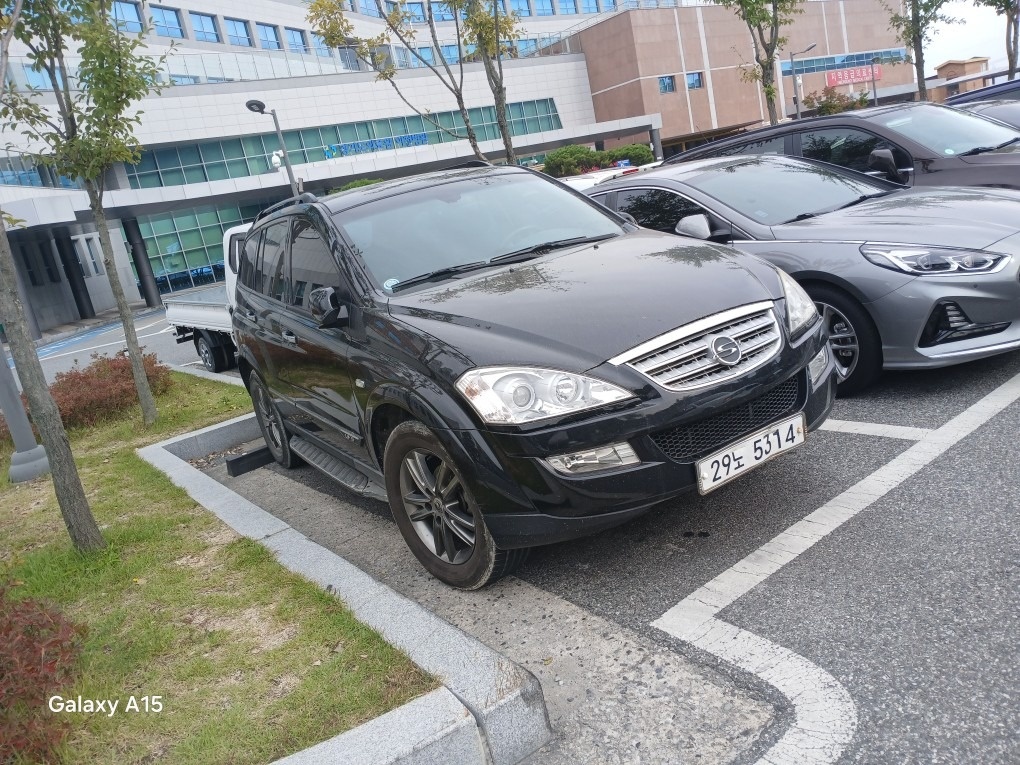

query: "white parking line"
(653, 370), (1020, 765)
(818, 419), (932, 441)
(41, 330), (172, 361)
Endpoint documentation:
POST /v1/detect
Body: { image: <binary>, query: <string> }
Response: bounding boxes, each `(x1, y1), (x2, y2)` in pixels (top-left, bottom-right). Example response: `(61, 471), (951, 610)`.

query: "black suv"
(233, 165), (835, 588)
(665, 103), (1020, 189)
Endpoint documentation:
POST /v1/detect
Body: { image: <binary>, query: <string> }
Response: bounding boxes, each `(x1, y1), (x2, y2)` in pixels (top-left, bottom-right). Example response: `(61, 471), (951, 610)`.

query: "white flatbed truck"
(164, 223), (249, 373)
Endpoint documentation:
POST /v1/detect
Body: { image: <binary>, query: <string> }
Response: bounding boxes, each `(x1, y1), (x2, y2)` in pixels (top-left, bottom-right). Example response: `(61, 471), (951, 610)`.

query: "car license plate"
(696, 413), (806, 495)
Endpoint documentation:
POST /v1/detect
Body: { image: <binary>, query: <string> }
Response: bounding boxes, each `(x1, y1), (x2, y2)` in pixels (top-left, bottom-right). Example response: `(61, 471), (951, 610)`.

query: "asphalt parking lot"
(31, 315), (1020, 764)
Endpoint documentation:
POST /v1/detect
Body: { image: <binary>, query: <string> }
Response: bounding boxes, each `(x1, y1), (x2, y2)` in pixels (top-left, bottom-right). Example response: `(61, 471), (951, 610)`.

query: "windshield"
(688, 159), (885, 226)
(866, 104), (1020, 156)
(334, 172), (624, 290)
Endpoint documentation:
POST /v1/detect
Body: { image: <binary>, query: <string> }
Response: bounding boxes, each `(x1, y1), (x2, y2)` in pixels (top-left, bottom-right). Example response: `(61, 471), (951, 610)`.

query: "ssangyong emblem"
(708, 335), (742, 366)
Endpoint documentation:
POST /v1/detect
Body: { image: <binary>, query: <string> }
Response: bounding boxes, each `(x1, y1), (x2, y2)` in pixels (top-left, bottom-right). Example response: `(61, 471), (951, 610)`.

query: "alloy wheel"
(817, 301), (859, 382)
(399, 449), (476, 565)
(254, 384), (284, 452)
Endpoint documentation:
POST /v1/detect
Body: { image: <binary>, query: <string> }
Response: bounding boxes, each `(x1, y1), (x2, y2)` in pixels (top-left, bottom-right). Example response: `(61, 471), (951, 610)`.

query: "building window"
(256, 23), (282, 50)
(359, 0), (383, 17)
(659, 75), (676, 94)
(150, 7), (184, 38)
(511, 0), (531, 16)
(110, 1), (143, 32)
(602, 0), (615, 9)
(407, 2), (426, 21)
(558, 0), (577, 12)
(686, 71), (703, 89)
(780, 47), (907, 76)
(581, 0), (598, 12)
(534, 0), (554, 14)
(285, 27), (307, 53)
(310, 33), (332, 57)
(516, 38), (537, 56)
(224, 18), (252, 47)
(430, 2), (455, 21)
(189, 12), (219, 42)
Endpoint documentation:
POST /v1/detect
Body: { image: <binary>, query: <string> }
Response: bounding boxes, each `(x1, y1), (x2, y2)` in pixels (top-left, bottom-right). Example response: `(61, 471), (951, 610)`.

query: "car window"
(616, 188), (710, 233)
(689, 158), (884, 225)
(289, 219), (340, 311)
(799, 128), (884, 173)
(717, 135), (787, 157)
(227, 233), (245, 276)
(238, 230), (262, 291)
(866, 104), (1020, 156)
(335, 172), (624, 290)
(259, 219), (291, 303)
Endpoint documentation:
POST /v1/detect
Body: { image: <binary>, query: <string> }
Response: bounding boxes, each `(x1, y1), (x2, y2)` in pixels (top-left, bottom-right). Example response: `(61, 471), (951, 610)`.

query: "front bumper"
(866, 257), (1020, 370)
(444, 322), (836, 550)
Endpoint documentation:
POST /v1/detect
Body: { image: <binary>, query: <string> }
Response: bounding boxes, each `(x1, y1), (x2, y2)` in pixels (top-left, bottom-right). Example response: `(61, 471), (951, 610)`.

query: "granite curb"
(136, 413), (553, 765)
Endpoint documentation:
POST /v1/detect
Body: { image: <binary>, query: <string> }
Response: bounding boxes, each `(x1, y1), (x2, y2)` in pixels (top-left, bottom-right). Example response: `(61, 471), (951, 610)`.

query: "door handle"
(282, 330), (297, 344)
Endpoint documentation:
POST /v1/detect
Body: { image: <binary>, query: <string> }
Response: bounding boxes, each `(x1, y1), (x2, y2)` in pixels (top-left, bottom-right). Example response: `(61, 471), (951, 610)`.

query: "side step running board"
(289, 436), (388, 502)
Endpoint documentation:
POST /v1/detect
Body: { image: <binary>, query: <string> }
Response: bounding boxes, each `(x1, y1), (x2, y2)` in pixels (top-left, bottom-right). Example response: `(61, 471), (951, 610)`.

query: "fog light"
(545, 442), (640, 475)
(809, 345), (829, 385)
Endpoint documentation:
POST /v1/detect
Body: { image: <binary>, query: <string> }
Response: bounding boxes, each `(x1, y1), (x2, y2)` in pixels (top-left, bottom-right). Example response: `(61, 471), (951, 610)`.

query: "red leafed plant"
(0, 583), (86, 763)
(0, 351), (172, 443)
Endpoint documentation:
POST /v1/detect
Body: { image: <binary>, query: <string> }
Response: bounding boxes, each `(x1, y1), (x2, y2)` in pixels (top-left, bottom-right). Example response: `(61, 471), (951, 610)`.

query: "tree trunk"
(84, 182), (158, 427)
(0, 220), (106, 552)
(455, 93), (486, 160)
(1008, 6), (1018, 81)
(912, 40), (927, 101)
(481, 55), (515, 164)
(761, 61), (779, 125)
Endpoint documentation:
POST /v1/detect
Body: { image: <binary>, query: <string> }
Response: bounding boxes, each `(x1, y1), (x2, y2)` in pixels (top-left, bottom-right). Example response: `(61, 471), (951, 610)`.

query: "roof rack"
(253, 192), (318, 224)
(444, 159), (492, 170)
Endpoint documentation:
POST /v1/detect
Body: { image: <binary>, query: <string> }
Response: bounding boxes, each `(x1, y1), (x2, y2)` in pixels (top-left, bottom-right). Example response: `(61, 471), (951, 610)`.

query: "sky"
(924, 1), (1010, 76)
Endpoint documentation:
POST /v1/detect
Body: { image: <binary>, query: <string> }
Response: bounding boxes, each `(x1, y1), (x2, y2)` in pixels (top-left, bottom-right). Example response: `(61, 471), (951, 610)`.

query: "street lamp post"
(245, 99), (300, 197)
(789, 42), (817, 120)
(870, 56), (881, 107)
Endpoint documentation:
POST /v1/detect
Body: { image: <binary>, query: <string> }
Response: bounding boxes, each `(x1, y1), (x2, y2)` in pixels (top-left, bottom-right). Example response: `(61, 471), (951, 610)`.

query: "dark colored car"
(957, 99), (1020, 129)
(232, 166), (835, 589)
(664, 103), (1020, 189)
(945, 79), (1020, 106)
(589, 156), (1020, 393)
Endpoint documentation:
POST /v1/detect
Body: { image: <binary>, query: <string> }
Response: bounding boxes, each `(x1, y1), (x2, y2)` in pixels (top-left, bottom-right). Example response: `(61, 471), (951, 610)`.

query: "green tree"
(722, 0), (806, 124)
(802, 86), (871, 114)
(884, 0), (959, 100)
(309, 0), (521, 163)
(1, 0), (167, 427)
(0, 0), (105, 553)
(976, 0), (1018, 80)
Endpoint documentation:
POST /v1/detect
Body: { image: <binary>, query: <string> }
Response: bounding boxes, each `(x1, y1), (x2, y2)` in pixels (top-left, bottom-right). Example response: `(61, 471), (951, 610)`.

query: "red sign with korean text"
(825, 65), (882, 87)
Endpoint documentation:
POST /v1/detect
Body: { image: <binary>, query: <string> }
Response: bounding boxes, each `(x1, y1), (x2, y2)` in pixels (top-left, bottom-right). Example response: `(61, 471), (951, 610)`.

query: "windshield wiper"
(959, 137), (1020, 157)
(489, 234), (619, 264)
(834, 191), (894, 210)
(780, 212), (817, 224)
(389, 261), (489, 292)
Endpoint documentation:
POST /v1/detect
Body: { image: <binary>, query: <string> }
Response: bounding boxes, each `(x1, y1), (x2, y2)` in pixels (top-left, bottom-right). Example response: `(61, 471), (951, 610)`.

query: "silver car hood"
(770, 187), (1020, 250)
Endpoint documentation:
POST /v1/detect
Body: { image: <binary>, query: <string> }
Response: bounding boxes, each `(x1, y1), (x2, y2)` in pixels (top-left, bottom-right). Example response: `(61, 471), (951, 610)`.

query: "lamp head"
(245, 99), (266, 114)
(805, 43), (817, 54)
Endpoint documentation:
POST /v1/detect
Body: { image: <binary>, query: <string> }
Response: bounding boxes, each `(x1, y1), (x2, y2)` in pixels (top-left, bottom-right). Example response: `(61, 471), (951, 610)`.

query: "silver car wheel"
(399, 448), (476, 565)
(817, 301), (859, 382)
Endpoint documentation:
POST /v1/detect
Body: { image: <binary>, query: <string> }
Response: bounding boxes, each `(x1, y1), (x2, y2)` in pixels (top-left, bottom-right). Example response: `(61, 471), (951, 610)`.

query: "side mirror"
(868, 148), (905, 184)
(619, 211), (639, 226)
(309, 286), (349, 329)
(676, 214), (712, 240)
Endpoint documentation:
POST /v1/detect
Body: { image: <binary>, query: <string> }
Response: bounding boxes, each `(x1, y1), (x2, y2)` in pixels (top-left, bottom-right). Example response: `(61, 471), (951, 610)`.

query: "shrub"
(0, 351), (172, 443)
(802, 87), (870, 115)
(605, 143), (655, 167)
(543, 143), (655, 177)
(0, 583), (85, 763)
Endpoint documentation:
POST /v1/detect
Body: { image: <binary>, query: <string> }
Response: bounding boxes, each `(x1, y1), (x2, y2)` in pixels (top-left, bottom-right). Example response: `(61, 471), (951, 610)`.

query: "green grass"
(1, 372), (435, 764)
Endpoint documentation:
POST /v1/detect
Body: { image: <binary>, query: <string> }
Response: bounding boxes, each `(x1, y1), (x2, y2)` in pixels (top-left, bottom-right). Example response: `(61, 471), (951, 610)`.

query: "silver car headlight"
(860, 244), (1010, 275)
(456, 367), (635, 425)
(777, 268), (817, 339)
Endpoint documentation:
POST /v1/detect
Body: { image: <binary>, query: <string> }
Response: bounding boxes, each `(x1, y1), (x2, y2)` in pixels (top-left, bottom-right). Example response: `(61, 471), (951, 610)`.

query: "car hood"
(771, 187), (1020, 250)
(386, 231), (781, 373)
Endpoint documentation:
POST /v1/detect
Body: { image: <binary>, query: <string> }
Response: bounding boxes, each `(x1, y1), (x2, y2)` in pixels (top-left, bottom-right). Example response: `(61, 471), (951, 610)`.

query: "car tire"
(383, 420), (528, 590)
(249, 374), (301, 469)
(196, 335), (226, 373)
(805, 284), (882, 395)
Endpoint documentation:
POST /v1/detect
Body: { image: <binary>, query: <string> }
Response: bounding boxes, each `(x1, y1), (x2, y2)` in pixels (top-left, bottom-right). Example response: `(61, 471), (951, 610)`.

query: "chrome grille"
(610, 302), (782, 392)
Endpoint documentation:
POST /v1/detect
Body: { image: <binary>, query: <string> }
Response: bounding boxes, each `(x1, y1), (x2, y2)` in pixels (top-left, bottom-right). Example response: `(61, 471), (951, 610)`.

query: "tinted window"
(290, 219), (339, 310)
(717, 135), (787, 157)
(800, 128), (884, 173)
(866, 104), (1020, 156)
(239, 230), (262, 290)
(336, 172), (623, 290)
(617, 189), (709, 233)
(690, 159), (883, 226)
(227, 233), (245, 275)
(259, 220), (291, 303)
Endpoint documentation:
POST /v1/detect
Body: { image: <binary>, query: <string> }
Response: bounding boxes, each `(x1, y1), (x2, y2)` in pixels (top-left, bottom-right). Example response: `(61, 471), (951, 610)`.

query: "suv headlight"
(860, 244), (1010, 275)
(777, 269), (817, 339)
(456, 367), (634, 425)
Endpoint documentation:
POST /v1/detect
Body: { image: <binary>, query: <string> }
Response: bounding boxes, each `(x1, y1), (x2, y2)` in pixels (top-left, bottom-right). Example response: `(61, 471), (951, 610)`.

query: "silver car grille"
(608, 301), (782, 391)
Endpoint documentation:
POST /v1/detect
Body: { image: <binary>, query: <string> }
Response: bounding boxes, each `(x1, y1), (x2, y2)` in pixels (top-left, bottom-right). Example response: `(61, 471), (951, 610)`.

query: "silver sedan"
(589, 155), (1020, 393)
